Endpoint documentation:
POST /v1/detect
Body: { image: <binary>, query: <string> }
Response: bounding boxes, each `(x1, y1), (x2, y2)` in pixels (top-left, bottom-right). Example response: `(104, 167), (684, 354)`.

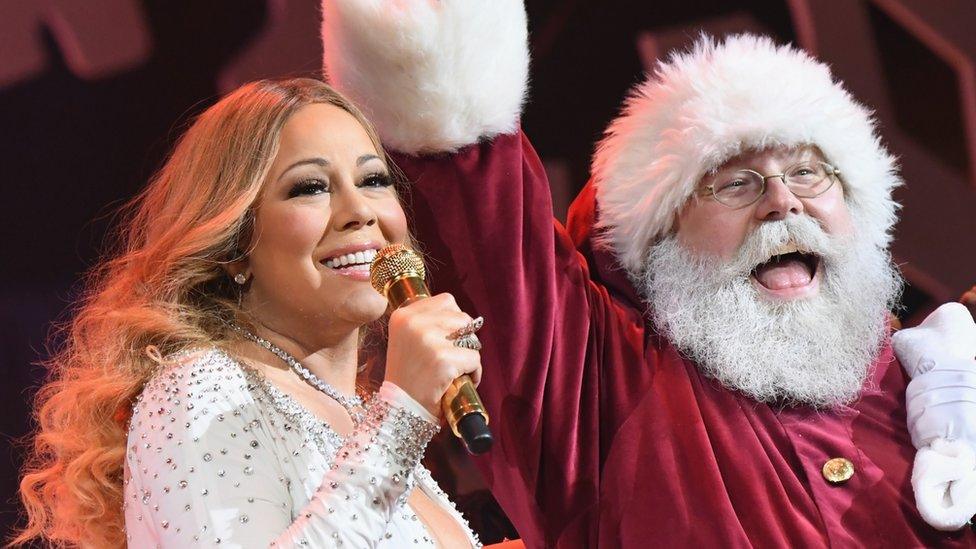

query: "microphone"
(370, 244), (493, 455)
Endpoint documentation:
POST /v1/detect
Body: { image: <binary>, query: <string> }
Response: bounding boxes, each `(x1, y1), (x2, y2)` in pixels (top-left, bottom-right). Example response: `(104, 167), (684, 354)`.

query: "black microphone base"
(457, 413), (493, 455)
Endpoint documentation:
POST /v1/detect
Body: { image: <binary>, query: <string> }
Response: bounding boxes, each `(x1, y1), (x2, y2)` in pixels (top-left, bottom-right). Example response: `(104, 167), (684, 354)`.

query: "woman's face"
(241, 103), (407, 339)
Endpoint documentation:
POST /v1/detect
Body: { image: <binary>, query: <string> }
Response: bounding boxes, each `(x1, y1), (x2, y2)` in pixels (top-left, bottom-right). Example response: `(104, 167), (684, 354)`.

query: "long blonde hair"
(14, 78), (390, 548)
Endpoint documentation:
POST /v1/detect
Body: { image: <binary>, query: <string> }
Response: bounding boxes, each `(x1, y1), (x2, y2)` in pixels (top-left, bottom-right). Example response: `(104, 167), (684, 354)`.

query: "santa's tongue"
(753, 256), (812, 290)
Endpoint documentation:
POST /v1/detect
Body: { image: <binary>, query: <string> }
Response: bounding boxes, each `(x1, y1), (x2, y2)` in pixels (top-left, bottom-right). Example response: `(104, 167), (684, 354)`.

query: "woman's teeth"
(323, 249), (378, 269)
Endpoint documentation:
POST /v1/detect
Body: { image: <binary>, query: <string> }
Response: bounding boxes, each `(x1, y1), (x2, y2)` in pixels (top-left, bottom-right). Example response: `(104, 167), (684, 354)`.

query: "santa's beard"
(640, 215), (902, 409)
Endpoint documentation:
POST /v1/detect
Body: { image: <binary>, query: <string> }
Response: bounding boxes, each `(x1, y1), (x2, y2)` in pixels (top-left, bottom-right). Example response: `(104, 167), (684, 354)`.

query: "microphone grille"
(369, 244), (426, 295)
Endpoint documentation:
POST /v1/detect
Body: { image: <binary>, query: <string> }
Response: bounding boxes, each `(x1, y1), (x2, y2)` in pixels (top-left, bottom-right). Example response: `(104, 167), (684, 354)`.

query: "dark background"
(2, 0), (975, 542)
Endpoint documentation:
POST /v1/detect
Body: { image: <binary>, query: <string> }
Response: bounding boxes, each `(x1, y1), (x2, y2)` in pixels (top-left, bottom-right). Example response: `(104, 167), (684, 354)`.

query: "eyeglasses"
(699, 161), (841, 209)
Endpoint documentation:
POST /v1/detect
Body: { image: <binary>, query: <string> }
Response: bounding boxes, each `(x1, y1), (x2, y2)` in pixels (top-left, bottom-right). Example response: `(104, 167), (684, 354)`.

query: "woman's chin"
(342, 291), (391, 326)
(247, 284), (389, 335)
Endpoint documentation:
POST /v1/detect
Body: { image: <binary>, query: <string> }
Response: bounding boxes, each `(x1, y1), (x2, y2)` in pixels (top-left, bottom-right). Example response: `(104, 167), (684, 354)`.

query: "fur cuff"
(322, 0), (529, 154)
(913, 438), (976, 531)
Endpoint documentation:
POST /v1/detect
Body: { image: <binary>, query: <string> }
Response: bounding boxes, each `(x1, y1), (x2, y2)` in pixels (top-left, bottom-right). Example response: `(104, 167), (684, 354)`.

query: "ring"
(447, 316), (484, 341)
(453, 333), (482, 351)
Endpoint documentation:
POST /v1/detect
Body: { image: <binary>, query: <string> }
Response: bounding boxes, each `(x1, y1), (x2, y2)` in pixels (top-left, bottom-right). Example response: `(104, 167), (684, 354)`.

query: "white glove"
(321, 0), (529, 154)
(892, 302), (976, 531)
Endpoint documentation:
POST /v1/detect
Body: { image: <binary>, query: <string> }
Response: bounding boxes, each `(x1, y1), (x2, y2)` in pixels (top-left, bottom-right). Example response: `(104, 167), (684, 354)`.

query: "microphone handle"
(388, 277), (493, 455)
(441, 375), (492, 454)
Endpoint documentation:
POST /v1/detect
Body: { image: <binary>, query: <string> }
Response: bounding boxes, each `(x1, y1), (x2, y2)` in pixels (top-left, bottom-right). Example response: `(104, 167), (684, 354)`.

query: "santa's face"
(675, 145), (854, 302)
(646, 144), (900, 408)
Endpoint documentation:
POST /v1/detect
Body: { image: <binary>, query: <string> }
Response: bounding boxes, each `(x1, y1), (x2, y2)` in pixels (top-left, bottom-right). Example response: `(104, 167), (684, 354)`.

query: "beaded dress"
(123, 347), (480, 547)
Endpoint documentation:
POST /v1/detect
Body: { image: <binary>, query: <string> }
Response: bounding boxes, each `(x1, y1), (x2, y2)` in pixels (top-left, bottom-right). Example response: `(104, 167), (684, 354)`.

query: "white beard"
(640, 215), (903, 408)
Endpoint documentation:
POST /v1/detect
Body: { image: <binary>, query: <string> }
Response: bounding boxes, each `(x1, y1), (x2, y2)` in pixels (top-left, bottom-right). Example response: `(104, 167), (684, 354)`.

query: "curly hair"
(14, 78), (391, 548)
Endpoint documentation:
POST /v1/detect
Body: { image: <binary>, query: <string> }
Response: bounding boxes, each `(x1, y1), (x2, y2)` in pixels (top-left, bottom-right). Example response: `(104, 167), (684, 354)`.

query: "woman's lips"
(320, 247), (380, 282)
(322, 247), (379, 268)
(326, 262), (372, 281)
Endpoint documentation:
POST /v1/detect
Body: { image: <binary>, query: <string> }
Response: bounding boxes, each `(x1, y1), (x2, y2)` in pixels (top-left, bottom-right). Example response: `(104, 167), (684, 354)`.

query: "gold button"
(822, 457), (854, 484)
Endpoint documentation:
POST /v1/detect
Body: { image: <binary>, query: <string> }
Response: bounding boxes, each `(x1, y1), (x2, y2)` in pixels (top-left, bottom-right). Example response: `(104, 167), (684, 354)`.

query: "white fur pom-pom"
(322, 0), (529, 155)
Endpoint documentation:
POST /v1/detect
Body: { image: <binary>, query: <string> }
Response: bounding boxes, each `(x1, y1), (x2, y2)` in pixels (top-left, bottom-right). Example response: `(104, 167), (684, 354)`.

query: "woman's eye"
(288, 179), (329, 198)
(360, 173), (393, 188)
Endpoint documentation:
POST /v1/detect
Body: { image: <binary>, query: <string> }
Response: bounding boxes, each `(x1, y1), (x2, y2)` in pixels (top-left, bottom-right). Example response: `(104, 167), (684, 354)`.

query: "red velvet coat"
(393, 131), (975, 548)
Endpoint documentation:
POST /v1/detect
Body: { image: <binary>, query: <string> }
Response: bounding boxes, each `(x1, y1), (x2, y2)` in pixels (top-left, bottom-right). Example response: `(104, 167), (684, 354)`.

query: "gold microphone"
(370, 244), (493, 454)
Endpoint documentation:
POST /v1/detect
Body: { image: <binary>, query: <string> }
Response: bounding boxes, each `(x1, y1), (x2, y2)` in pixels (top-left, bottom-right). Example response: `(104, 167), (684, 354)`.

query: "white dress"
(123, 347), (481, 548)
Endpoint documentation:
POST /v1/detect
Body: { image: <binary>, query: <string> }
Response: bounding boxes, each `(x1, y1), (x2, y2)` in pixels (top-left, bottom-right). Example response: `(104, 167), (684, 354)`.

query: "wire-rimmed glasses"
(700, 161), (841, 209)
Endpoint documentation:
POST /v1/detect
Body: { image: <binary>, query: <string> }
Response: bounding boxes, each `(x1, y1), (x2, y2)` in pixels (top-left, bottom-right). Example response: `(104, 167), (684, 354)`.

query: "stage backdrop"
(2, 0), (975, 542)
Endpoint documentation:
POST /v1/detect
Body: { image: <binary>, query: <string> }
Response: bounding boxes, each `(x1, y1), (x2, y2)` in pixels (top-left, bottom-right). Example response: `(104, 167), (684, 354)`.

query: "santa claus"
(322, 1), (976, 546)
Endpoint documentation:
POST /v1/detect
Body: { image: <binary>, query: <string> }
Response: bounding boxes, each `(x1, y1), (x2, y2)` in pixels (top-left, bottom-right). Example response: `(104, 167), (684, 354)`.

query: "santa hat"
(592, 34), (902, 277)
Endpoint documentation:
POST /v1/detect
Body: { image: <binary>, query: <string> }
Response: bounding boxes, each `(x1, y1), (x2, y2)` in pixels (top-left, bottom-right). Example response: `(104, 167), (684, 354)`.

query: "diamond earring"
(233, 273), (248, 285)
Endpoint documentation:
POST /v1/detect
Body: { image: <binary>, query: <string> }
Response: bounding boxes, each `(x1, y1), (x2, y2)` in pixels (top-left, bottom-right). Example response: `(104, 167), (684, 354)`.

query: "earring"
(233, 273), (248, 285)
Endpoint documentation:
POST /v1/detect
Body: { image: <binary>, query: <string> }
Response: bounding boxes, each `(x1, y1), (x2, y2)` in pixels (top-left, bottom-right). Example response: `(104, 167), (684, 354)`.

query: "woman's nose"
(332, 188), (377, 231)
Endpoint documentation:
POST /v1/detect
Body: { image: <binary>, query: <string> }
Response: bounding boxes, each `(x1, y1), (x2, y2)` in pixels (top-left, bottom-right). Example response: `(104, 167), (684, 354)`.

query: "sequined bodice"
(123, 348), (480, 547)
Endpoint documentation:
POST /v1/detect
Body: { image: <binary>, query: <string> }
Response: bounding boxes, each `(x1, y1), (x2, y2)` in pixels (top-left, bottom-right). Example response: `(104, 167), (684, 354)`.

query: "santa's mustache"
(719, 215), (837, 281)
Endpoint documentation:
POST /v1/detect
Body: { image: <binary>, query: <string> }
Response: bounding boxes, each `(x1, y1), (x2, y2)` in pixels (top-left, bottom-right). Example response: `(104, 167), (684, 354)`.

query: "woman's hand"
(385, 293), (483, 417)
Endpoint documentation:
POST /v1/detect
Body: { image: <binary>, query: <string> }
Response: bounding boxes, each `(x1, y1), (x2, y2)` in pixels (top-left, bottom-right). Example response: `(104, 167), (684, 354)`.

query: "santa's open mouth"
(750, 245), (822, 299)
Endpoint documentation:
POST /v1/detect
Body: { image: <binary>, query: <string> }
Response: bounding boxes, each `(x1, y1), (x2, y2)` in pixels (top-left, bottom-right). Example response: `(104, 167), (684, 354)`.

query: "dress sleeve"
(273, 383), (440, 546)
(125, 358), (439, 548)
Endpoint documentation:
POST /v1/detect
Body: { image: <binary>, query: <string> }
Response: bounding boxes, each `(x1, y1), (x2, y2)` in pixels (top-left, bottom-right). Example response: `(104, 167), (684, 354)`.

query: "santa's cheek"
(697, 222), (750, 260)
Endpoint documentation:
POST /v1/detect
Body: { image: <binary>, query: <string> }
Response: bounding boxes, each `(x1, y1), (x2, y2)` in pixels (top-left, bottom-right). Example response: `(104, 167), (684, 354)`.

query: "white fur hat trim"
(592, 34), (902, 276)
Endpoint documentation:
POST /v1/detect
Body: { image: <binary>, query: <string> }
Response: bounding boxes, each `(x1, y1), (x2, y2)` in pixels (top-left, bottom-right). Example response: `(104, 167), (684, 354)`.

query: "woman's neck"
(252, 320), (362, 397)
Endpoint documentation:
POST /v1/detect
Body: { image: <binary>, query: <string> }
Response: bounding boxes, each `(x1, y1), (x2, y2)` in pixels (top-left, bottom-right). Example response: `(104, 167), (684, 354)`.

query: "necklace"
(234, 326), (367, 424)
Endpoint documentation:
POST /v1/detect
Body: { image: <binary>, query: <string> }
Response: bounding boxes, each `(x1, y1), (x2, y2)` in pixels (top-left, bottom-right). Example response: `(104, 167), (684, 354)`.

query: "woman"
(17, 78), (482, 547)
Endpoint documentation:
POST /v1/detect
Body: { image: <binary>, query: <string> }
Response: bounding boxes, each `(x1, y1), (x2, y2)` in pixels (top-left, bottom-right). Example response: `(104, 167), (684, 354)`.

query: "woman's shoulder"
(147, 346), (250, 387)
(131, 347), (260, 429)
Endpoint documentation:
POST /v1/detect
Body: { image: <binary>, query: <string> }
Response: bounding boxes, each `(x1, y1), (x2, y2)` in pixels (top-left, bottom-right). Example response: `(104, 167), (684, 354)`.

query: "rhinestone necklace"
(234, 326), (367, 424)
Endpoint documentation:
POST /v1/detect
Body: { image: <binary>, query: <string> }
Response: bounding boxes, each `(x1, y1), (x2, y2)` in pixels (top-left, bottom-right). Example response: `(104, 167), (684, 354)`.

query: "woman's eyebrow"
(278, 157), (330, 181)
(357, 154), (381, 166)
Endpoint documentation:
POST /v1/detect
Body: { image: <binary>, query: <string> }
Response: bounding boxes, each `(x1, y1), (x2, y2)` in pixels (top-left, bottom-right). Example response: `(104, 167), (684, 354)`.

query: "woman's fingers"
(467, 361), (483, 387)
(385, 292), (485, 416)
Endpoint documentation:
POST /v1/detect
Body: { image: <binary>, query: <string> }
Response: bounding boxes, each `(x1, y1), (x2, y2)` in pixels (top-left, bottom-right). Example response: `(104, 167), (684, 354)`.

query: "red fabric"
(392, 131), (976, 548)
